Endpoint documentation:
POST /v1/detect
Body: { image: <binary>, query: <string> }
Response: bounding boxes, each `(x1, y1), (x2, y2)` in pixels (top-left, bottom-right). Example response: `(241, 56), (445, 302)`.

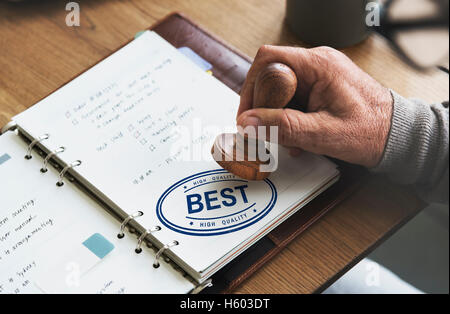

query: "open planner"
(0, 29), (339, 294)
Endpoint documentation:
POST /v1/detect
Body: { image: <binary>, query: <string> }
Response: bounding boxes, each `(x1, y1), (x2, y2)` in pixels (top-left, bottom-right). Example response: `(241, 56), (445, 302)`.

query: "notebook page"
(13, 31), (338, 276)
(0, 132), (194, 294)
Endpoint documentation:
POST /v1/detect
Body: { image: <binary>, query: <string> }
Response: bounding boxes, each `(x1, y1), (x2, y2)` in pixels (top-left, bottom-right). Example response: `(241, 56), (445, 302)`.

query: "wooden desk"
(0, 0), (448, 294)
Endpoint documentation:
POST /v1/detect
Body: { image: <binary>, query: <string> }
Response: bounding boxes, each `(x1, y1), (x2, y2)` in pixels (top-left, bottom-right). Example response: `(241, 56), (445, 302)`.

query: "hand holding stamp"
(211, 63), (298, 180)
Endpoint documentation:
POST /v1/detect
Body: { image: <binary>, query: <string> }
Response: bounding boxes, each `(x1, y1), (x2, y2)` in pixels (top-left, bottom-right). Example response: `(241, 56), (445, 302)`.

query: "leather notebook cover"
(151, 12), (367, 293)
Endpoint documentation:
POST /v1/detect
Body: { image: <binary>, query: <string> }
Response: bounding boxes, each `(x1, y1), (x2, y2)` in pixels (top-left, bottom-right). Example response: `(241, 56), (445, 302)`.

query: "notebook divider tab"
(1, 125), (206, 293)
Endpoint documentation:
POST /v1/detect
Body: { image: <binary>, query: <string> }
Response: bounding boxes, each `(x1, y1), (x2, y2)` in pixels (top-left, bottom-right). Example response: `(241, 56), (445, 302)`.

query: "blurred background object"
(285, 0), (372, 48)
(286, 0), (449, 71)
(378, 0), (449, 70)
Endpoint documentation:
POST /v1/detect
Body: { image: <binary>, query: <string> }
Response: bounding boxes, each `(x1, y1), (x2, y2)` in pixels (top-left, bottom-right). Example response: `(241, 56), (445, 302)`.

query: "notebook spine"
(191, 279), (213, 294)
(0, 121), (17, 135)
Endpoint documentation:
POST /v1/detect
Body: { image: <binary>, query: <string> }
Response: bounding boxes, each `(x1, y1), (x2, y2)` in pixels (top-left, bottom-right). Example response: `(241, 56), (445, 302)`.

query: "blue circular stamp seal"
(156, 169), (277, 236)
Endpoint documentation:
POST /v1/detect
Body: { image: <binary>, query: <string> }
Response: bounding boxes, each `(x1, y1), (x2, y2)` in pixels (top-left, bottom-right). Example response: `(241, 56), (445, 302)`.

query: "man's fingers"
(236, 108), (323, 152)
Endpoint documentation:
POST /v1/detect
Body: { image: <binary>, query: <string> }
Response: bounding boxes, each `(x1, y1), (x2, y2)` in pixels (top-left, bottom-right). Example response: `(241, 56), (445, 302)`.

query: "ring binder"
(25, 134), (49, 159)
(0, 121), (17, 135)
(191, 279), (213, 294)
(153, 240), (179, 268)
(41, 147), (66, 173)
(135, 226), (162, 254)
(56, 160), (82, 186)
(117, 211), (144, 239)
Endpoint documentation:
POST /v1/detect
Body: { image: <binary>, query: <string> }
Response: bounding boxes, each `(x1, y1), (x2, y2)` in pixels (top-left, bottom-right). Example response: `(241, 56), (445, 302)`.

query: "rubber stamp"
(212, 63), (298, 180)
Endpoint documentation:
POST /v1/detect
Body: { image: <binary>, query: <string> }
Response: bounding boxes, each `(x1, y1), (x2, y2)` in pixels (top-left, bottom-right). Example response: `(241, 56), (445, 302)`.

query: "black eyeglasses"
(375, 0), (449, 71)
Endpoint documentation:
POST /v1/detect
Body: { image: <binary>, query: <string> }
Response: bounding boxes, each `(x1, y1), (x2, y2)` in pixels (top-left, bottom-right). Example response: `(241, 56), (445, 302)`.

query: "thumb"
(236, 108), (323, 152)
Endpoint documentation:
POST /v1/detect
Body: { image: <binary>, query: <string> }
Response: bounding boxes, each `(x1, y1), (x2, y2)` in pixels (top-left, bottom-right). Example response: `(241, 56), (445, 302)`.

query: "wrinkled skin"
(237, 45), (394, 168)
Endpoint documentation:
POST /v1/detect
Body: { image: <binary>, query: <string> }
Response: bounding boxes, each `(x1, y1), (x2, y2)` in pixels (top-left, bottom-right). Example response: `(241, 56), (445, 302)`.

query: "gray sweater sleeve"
(372, 91), (449, 205)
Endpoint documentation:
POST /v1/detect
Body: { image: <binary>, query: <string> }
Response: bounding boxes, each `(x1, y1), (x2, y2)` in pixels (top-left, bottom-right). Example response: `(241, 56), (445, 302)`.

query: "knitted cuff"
(371, 90), (437, 184)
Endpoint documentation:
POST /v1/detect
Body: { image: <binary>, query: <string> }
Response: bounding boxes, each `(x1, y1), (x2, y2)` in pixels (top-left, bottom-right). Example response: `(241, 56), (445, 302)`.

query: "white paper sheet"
(0, 132), (194, 294)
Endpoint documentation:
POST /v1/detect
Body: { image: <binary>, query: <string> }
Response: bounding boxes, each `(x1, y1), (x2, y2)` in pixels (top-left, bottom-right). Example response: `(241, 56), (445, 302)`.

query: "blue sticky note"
(82, 233), (114, 259)
(178, 47), (213, 71)
(0, 153), (11, 165)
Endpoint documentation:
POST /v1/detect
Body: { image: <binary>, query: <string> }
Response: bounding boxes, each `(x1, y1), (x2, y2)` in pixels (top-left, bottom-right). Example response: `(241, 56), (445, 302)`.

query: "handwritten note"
(0, 198), (54, 263)
(0, 132), (194, 293)
(13, 31), (240, 201)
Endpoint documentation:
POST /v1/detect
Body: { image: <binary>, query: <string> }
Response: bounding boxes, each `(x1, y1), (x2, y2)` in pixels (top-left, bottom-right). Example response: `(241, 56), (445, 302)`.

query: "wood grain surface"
(0, 0), (448, 294)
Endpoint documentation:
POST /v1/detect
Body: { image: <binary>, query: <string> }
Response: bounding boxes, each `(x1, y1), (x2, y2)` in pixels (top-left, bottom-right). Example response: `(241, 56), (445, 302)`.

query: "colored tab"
(82, 233), (114, 259)
(178, 47), (213, 71)
(0, 153), (11, 165)
(134, 30), (146, 39)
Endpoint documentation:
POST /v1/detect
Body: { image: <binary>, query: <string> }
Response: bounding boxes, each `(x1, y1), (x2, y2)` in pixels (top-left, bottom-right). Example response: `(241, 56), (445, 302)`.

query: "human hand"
(236, 45), (394, 168)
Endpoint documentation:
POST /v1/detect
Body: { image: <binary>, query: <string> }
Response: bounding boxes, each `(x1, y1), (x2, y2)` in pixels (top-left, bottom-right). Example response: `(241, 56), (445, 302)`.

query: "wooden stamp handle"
(253, 63), (298, 109)
(211, 63), (298, 180)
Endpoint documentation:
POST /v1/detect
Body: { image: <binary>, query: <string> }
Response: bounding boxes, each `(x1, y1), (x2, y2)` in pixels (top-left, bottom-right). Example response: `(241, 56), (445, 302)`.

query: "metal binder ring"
(56, 160), (82, 187)
(117, 211), (144, 239)
(153, 240), (179, 268)
(41, 147), (65, 173)
(135, 226), (161, 254)
(25, 134), (49, 160)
